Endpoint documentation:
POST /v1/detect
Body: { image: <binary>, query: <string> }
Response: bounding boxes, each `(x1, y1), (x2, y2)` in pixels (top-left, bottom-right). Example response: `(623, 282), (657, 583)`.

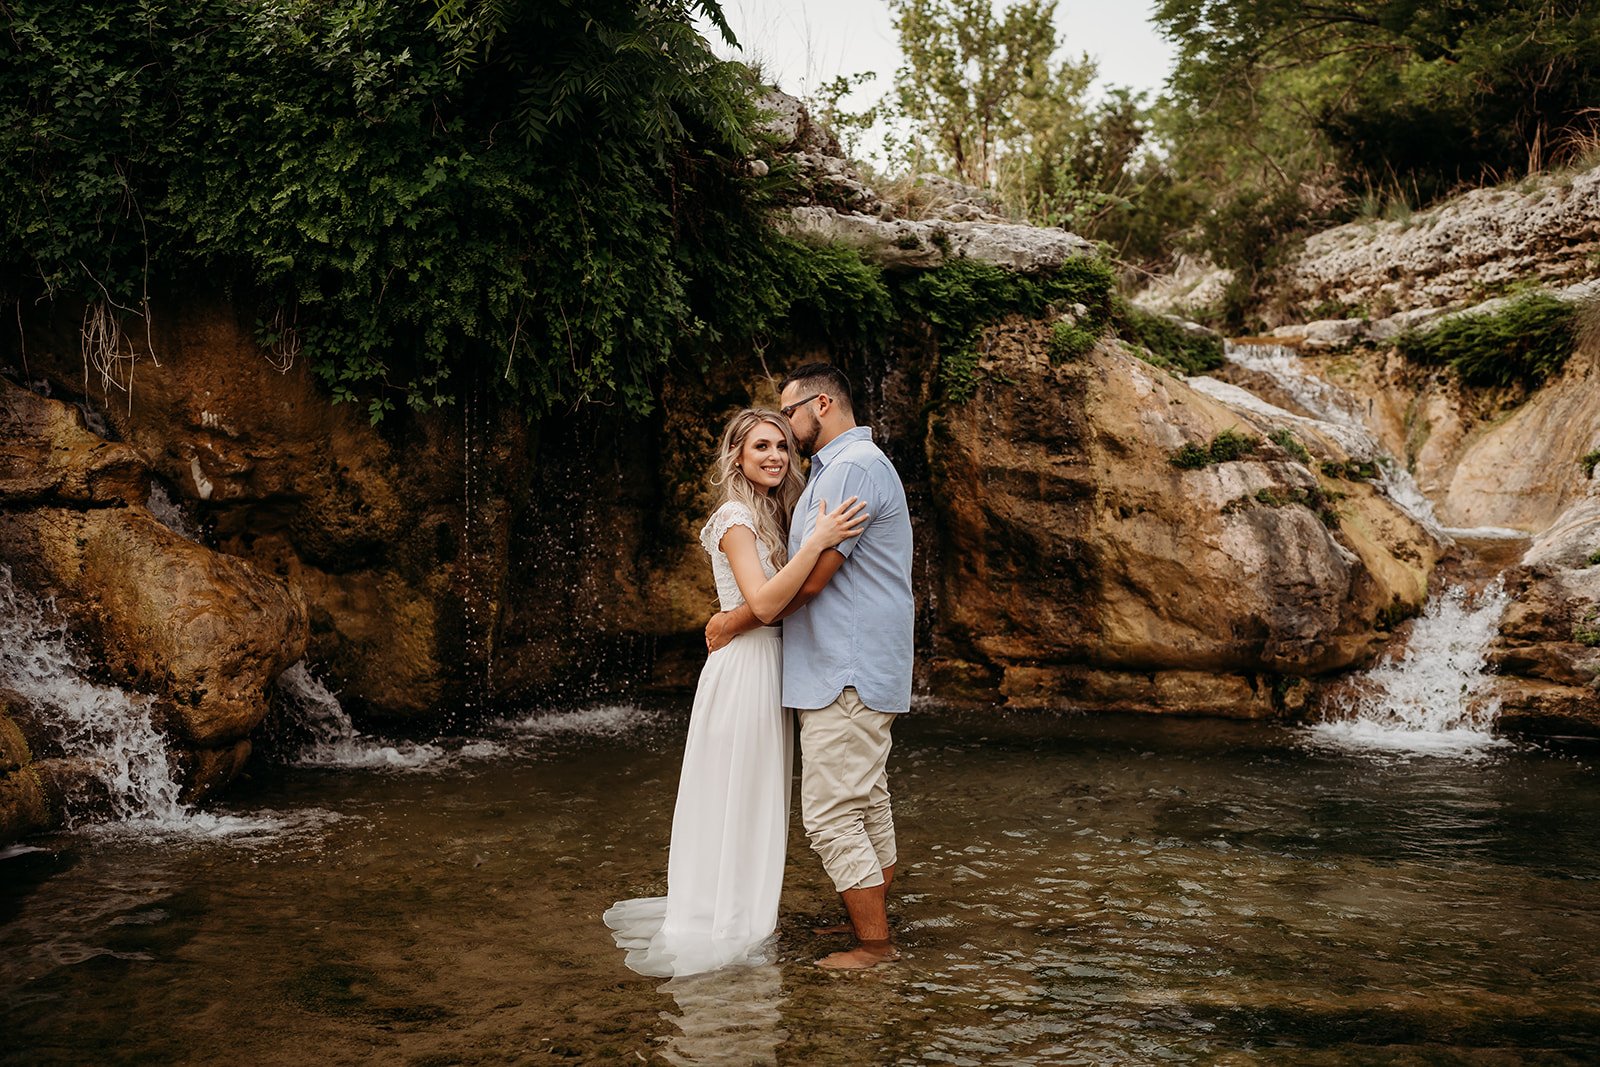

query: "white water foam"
(497, 704), (661, 739)
(1309, 583), (1512, 757)
(0, 565), (313, 840)
(276, 660), (445, 770)
(0, 565), (187, 824)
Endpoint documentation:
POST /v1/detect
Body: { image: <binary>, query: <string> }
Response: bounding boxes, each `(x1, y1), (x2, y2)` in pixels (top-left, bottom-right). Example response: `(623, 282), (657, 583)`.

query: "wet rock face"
(1491, 485), (1600, 737)
(925, 320), (1438, 717)
(13, 300), (526, 721)
(0, 381), (306, 830)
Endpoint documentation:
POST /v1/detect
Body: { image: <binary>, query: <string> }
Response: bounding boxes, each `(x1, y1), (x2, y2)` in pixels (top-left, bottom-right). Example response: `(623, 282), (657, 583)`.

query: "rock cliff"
(0, 378), (305, 835)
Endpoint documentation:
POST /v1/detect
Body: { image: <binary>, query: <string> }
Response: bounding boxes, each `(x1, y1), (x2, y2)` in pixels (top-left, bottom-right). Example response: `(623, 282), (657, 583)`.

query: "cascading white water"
(0, 565), (188, 824)
(1199, 342), (1525, 752)
(1218, 341), (1444, 533)
(1309, 583), (1511, 755)
(276, 660), (444, 769)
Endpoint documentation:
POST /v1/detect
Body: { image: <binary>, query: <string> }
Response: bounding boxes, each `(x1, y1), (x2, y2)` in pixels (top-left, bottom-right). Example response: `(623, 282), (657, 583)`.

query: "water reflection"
(2, 710), (1598, 1064)
(655, 964), (787, 1066)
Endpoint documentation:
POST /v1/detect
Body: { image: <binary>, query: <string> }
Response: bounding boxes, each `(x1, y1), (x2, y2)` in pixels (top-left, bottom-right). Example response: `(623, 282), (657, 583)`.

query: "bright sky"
(700, 0), (1177, 165)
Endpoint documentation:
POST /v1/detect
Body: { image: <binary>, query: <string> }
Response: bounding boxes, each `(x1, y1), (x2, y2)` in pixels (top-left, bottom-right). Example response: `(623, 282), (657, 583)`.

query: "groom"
(706, 362), (914, 970)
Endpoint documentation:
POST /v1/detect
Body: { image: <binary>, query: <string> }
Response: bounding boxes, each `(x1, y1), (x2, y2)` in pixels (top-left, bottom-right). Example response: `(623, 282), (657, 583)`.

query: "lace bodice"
(700, 501), (777, 611)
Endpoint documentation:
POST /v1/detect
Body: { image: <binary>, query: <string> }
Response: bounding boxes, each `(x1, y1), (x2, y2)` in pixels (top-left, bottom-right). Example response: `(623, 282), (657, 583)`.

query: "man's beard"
(793, 421), (820, 457)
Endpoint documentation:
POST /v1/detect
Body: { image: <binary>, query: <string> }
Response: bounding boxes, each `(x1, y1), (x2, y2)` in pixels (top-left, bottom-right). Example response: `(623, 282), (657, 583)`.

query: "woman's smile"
(741, 427), (791, 490)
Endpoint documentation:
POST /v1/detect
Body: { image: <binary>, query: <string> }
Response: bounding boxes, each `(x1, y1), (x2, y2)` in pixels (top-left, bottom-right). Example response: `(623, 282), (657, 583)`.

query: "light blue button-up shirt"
(783, 426), (914, 713)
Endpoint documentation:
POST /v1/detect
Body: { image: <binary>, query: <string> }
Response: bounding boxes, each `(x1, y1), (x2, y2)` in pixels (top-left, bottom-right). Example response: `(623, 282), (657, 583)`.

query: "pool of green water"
(3, 707), (1598, 1065)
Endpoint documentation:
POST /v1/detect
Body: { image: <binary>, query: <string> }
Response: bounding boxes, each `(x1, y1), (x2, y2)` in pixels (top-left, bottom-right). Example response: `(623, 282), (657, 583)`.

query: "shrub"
(1396, 294), (1578, 390)
(1582, 449), (1600, 479)
(1269, 428), (1311, 463)
(1110, 298), (1224, 375)
(1170, 428), (1261, 469)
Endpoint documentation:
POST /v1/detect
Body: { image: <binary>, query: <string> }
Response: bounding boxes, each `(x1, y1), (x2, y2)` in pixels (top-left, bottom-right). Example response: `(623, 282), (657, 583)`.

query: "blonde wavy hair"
(710, 408), (805, 567)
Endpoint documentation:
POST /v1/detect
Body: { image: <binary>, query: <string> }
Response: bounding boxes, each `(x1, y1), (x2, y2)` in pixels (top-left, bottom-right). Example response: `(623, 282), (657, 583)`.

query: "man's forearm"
(723, 602), (761, 636)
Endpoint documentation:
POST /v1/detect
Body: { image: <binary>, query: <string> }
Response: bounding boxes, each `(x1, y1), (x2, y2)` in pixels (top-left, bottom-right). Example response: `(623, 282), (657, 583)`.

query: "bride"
(604, 407), (867, 977)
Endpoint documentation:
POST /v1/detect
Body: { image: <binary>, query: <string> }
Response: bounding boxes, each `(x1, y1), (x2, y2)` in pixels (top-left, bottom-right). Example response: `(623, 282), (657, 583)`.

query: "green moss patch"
(1111, 299), (1224, 376)
(1396, 294), (1578, 390)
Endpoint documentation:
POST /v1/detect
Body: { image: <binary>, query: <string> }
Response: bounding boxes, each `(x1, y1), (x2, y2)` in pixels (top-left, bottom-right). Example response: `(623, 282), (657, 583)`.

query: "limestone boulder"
(0, 506), (305, 746)
(0, 379), (307, 841)
(786, 206), (1096, 272)
(1279, 166), (1600, 322)
(1489, 484), (1600, 737)
(926, 318), (1438, 716)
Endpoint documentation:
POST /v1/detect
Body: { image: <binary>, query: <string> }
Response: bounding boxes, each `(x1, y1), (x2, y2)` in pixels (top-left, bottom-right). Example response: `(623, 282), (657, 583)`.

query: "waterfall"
(0, 566), (189, 824)
(1217, 341), (1444, 533)
(276, 661), (444, 769)
(1202, 342), (1524, 752)
(0, 566), (309, 837)
(1309, 583), (1511, 755)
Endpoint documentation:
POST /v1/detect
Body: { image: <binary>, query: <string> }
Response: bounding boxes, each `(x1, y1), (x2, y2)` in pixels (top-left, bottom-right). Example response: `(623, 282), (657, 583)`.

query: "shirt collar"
(811, 425), (872, 471)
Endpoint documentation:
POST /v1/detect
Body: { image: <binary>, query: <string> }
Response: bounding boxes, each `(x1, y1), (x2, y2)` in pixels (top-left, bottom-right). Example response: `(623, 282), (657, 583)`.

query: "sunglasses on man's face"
(780, 393), (823, 419)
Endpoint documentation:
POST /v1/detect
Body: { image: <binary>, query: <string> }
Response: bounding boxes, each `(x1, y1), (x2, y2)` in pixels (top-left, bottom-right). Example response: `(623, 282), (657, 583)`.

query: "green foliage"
(888, 0), (1093, 192)
(1581, 449), (1600, 479)
(1320, 458), (1379, 481)
(1268, 428), (1311, 464)
(1585, 548), (1600, 567)
(1150, 0), (1600, 323)
(1170, 428), (1260, 469)
(1395, 295), (1578, 389)
(1110, 299), (1223, 375)
(894, 256), (1115, 401)
(1575, 606), (1600, 648)
(1047, 320), (1098, 362)
(0, 0), (824, 420)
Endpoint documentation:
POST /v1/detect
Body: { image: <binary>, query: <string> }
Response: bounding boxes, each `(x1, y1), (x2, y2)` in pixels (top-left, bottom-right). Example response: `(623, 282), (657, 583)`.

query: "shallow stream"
(4, 707), (1599, 1065)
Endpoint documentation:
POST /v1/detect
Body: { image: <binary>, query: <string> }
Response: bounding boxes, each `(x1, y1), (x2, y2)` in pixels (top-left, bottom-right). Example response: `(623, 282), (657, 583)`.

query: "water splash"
(495, 704), (661, 740)
(145, 481), (201, 542)
(0, 566), (314, 840)
(0, 565), (187, 824)
(276, 660), (445, 769)
(1309, 583), (1512, 756)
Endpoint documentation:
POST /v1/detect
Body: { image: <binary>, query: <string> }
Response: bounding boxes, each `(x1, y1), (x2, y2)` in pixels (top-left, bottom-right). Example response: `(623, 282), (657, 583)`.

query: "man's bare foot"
(815, 942), (899, 970)
(811, 922), (852, 936)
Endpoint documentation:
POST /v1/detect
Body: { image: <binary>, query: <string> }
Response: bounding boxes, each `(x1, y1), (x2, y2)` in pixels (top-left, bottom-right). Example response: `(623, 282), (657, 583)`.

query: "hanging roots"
(264, 305), (301, 373)
(81, 302), (137, 406)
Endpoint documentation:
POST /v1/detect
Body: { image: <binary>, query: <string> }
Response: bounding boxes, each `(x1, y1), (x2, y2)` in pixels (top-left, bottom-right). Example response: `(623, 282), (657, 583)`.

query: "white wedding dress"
(603, 501), (793, 977)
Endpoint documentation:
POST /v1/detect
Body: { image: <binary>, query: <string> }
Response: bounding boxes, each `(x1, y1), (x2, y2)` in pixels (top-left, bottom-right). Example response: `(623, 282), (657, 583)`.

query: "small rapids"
(276, 661), (447, 770)
(0, 566), (302, 841)
(1310, 583), (1512, 756)
(1210, 341), (1445, 533)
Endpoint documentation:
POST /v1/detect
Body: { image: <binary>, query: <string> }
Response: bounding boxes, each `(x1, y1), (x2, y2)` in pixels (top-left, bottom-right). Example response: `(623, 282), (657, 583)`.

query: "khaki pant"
(798, 687), (897, 892)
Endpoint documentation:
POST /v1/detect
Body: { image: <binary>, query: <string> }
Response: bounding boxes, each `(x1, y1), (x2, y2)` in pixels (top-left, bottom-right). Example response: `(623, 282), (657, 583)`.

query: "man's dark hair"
(779, 362), (853, 414)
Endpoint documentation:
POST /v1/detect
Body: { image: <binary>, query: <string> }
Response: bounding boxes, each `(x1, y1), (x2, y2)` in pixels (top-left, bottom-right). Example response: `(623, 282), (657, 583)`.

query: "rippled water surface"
(4, 709), (1599, 1065)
